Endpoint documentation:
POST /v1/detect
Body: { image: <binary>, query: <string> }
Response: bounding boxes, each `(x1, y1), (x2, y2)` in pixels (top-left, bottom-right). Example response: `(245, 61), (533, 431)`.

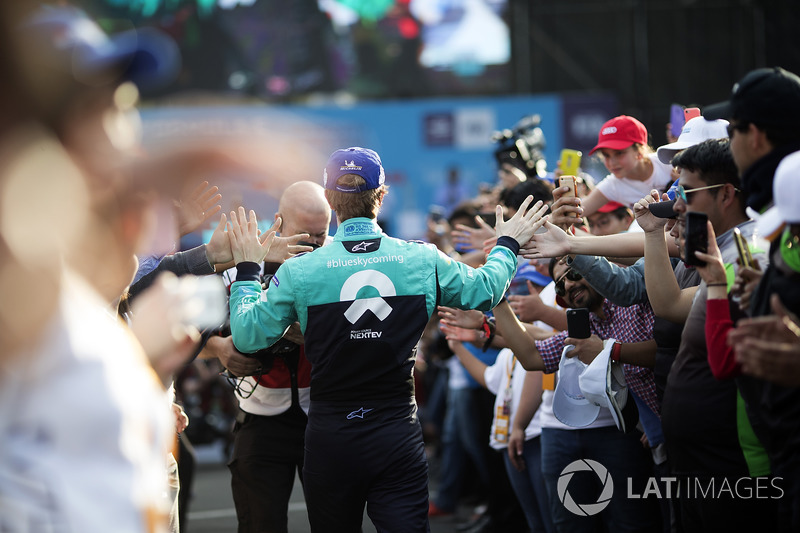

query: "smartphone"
(670, 104), (685, 138)
(558, 149), (582, 177)
(559, 175), (577, 198)
(683, 211), (709, 267)
(732, 227), (757, 270)
(684, 107), (701, 123)
(558, 175), (578, 218)
(566, 308), (591, 339)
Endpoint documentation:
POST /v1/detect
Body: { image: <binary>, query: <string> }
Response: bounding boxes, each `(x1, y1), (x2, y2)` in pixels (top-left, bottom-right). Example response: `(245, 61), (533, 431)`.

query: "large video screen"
(89, 0), (512, 100)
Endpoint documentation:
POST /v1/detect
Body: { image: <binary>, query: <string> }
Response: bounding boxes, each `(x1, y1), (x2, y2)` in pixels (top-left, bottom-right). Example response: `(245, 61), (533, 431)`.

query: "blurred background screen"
(88, 0), (512, 100)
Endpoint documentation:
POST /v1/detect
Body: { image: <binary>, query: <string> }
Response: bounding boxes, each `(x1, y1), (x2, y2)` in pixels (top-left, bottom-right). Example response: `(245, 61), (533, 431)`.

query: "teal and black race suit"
(229, 217), (519, 405)
(229, 217), (519, 532)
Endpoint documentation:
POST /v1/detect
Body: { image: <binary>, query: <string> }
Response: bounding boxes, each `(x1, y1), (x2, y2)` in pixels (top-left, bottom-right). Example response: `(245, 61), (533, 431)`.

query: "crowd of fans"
(1, 4), (800, 533)
(417, 68), (800, 533)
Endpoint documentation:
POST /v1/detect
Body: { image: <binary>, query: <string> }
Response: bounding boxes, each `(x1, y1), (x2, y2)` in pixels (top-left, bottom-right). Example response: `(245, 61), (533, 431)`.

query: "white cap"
(578, 339), (631, 433)
(656, 117), (730, 165)
(552, 346), (600, 427)
(757, 150), (800, 240)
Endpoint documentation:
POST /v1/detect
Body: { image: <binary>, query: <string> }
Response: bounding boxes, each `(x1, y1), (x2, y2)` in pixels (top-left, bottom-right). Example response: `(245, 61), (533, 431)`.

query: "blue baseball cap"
(323, 147), (386, 193)
(24, 6), (180, 94)
(514, 262), (552, 288)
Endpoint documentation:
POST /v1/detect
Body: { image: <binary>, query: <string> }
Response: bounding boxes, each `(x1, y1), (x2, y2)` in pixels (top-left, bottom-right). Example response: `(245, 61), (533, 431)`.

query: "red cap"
(589, 115), (648, 155)
(595, 201), (628, 214)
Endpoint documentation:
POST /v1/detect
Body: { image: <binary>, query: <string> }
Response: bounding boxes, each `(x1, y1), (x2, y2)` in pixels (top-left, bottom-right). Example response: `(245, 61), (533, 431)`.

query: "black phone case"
(567, 308), (591, 339)
(684, 212), (708, 267)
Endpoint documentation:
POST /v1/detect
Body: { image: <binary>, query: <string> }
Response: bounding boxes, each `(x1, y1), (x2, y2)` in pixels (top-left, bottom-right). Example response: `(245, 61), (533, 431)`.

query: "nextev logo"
(558, 460), (784, 516)
(340, 270), (396, 323)
(558, 460), (613, 516)
(351, 328), (382, 340)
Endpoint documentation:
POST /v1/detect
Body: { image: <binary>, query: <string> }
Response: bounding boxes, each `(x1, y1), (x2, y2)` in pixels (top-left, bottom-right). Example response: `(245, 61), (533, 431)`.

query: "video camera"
(492, 114), (547, 179)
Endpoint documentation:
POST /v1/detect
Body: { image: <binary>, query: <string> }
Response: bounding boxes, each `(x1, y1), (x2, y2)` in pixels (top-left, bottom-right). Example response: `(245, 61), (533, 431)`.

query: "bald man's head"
(276, 181), (331, 247)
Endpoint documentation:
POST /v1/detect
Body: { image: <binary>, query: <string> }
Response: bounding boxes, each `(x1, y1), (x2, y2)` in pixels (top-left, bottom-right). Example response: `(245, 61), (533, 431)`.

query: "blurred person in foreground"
(704, 67), (800, 217)
(0, 6), (321, 532)
(227, 146), (548, 532)
(0, 6), (192, 533)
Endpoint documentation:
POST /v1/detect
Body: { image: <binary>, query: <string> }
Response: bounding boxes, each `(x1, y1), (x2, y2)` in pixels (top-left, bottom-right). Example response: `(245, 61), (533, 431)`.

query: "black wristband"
(235, 261), (261, 282)
(496, 236), (520, 256)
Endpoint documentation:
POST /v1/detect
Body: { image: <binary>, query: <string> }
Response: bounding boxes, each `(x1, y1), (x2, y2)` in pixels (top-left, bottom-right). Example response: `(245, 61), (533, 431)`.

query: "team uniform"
(229, 217), (519, 532)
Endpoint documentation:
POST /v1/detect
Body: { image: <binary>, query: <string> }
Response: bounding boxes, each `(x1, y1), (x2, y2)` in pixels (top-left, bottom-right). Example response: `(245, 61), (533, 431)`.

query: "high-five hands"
(519, 220), (571, 259)
(452, 216), (495, 252)
(260, 219), (313, 264)
(494, 196), (549, 247)
(438, 306), (485, 329)
(228, 207), (276, 265)
(228, 207), (313, 265)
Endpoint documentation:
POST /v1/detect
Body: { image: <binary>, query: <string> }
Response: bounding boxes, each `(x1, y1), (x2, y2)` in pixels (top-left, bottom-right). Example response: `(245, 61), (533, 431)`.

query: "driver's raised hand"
(494, 196), (549, 247)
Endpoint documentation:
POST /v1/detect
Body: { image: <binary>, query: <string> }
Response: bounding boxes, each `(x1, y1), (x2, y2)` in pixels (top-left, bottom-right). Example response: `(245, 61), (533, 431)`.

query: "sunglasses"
(676, 183), (727, 203)
(554, 268), (583, 297)
(726, 121), (750, 137)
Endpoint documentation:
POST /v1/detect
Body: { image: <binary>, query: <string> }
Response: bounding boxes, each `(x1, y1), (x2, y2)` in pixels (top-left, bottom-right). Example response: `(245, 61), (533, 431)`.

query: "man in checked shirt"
(494, 257), (661, 533)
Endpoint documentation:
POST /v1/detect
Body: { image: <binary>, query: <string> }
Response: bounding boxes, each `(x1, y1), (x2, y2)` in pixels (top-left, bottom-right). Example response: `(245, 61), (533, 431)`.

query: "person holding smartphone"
(492, 256), (661, 533)
(696, 151), (800, 533)
(635, 138), (777, 532)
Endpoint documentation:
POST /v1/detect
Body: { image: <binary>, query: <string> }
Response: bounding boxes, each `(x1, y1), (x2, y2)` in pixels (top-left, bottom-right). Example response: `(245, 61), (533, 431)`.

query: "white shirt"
(0, 272), (173, 533)
(484, 348), (544, 450)
(595, 153), (673, 207)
